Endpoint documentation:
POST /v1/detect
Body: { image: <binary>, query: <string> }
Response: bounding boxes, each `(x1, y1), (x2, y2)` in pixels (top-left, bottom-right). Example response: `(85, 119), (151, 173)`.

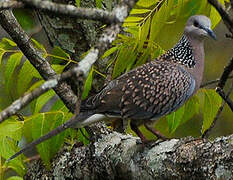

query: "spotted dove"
(9, 15), (216, 161)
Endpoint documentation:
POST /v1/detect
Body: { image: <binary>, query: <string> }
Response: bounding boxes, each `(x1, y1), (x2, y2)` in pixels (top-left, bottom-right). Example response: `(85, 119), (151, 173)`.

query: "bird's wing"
(81, 60), (195, 120)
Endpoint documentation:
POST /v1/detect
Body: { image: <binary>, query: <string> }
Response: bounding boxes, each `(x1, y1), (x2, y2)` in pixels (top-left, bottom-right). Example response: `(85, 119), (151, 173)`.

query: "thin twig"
(200, 75), (233, 88)
(208, 0), (233, 35)
(217, 58), (233, 89)
(216, 87), (233, 112)
(202, 80), (233, 138)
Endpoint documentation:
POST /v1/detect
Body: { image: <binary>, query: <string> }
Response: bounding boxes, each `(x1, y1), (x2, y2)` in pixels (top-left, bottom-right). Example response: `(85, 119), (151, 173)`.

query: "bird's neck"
(161, 35), (196, 68)
(183, 34), (205, 92)
(159, 34), (205, 92)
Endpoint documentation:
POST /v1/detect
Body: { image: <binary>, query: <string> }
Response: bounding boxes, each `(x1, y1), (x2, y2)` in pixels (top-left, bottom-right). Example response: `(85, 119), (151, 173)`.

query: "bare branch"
(0, 0), (123, 24)
(21, 0), (120, 24)
(216, 87), (233, 112)
(0, 1), (24, 10)
(208, 0), (233, 35)
(200, 75), (233, 88)
(217, 57), (233, 89)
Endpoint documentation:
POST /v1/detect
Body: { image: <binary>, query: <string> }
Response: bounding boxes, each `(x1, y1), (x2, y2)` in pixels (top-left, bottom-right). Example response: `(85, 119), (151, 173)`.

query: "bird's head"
(184, 15), (217, 41)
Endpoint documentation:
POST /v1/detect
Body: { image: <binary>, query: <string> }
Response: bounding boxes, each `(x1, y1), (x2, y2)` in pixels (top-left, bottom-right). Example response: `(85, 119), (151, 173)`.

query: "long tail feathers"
(7, 111), (94, 162)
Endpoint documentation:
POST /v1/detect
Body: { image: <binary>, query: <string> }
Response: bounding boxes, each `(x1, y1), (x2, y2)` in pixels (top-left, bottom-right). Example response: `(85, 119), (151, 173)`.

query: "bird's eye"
(193, 20), (199, 27)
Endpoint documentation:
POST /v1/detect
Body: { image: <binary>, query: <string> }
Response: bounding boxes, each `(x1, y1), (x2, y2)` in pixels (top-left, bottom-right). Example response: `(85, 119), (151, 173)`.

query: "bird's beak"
(201, 25), (217, 40)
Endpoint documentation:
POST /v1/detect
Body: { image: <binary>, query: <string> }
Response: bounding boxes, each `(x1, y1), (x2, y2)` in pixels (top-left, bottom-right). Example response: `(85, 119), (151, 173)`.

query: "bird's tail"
(7, 111), (95, 162)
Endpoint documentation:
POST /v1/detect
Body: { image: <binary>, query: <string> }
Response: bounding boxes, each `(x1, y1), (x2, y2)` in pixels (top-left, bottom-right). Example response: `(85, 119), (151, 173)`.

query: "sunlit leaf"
(0, 38), (17, 50)
(166, 105), (185, 134)
(200, 89), (222, 134)
(82, 67), (94, 99)
(96, 0), (103, 8)
(75, 0), (80, 7)
(0, 49), (5, 65)
(0, 118), (23, 141)
(17, 60), (41, 96)
(181, 95), (200, 125)
(30, 112), (72, 167)
(102, 46), (118, 59)
(33, 90), (56, 113)
(0, 137), (25, 176)
(31, 39), (46, 54)
(131, 8), (151, 14)
(5, 52), (23, 95)
(136, 0), (159, 7)
(7, 176), (23, 180)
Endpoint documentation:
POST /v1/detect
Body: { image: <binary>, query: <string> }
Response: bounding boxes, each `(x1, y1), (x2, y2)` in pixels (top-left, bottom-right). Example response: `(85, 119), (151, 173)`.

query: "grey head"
(184, 15), (216, 40)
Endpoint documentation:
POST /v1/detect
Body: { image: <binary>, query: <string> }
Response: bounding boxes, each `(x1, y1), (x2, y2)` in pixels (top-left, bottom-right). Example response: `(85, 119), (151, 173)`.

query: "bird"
(8, 15), (216, 161)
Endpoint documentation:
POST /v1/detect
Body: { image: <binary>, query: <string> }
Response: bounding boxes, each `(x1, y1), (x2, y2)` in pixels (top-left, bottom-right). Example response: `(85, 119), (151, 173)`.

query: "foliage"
(0, 0), (227, 178)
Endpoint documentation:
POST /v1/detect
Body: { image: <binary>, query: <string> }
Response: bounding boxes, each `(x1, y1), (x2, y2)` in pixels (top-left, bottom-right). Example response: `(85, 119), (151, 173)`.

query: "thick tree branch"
(21, 0), (119, 24)
(0, 1), (23, 10)
(0, 0), (121, 24)
(0, 10), (78, 112)
(25, 131), (233, 179)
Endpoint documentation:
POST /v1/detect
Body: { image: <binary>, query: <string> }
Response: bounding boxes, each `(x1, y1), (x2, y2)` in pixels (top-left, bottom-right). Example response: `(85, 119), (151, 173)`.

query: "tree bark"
(25, 125), (233, 179)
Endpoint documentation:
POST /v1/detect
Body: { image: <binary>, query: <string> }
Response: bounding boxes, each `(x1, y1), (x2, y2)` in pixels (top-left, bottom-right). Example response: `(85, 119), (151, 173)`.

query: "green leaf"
(0, 137), (25, 176)
(166, 105), (185, 134)
(51, 64), (66, 74)
(181, 95), (200, 125)
(112, 45), (136, 78)
(138, 16), (151, 50)
(102, 46), (118, 59)
(13, 10), (36, 30)
(125, 16), (144, 23)
(50, 99), (69, 112)
(33, 90), (56, 113)
(201, 89), (222, 134)
(51, 46), (70, 64)
(0, 38), (17, 50)
(17, 60), (41, 96)
(75, 0), (80, 7)
(31, 39), (46, 54)
(131, 8), (151, 14)
(77, 128), (90, 145)
(4, 52), (23, 95)
(7, 176), (23, 180)
(0, 118), (23, 141)
(0, 49), (5, 65)
(96, 0), (102, 8)
(82, 67), (94, 99)
(136, 0), (159, 7)
(30, 112), (72, 167)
